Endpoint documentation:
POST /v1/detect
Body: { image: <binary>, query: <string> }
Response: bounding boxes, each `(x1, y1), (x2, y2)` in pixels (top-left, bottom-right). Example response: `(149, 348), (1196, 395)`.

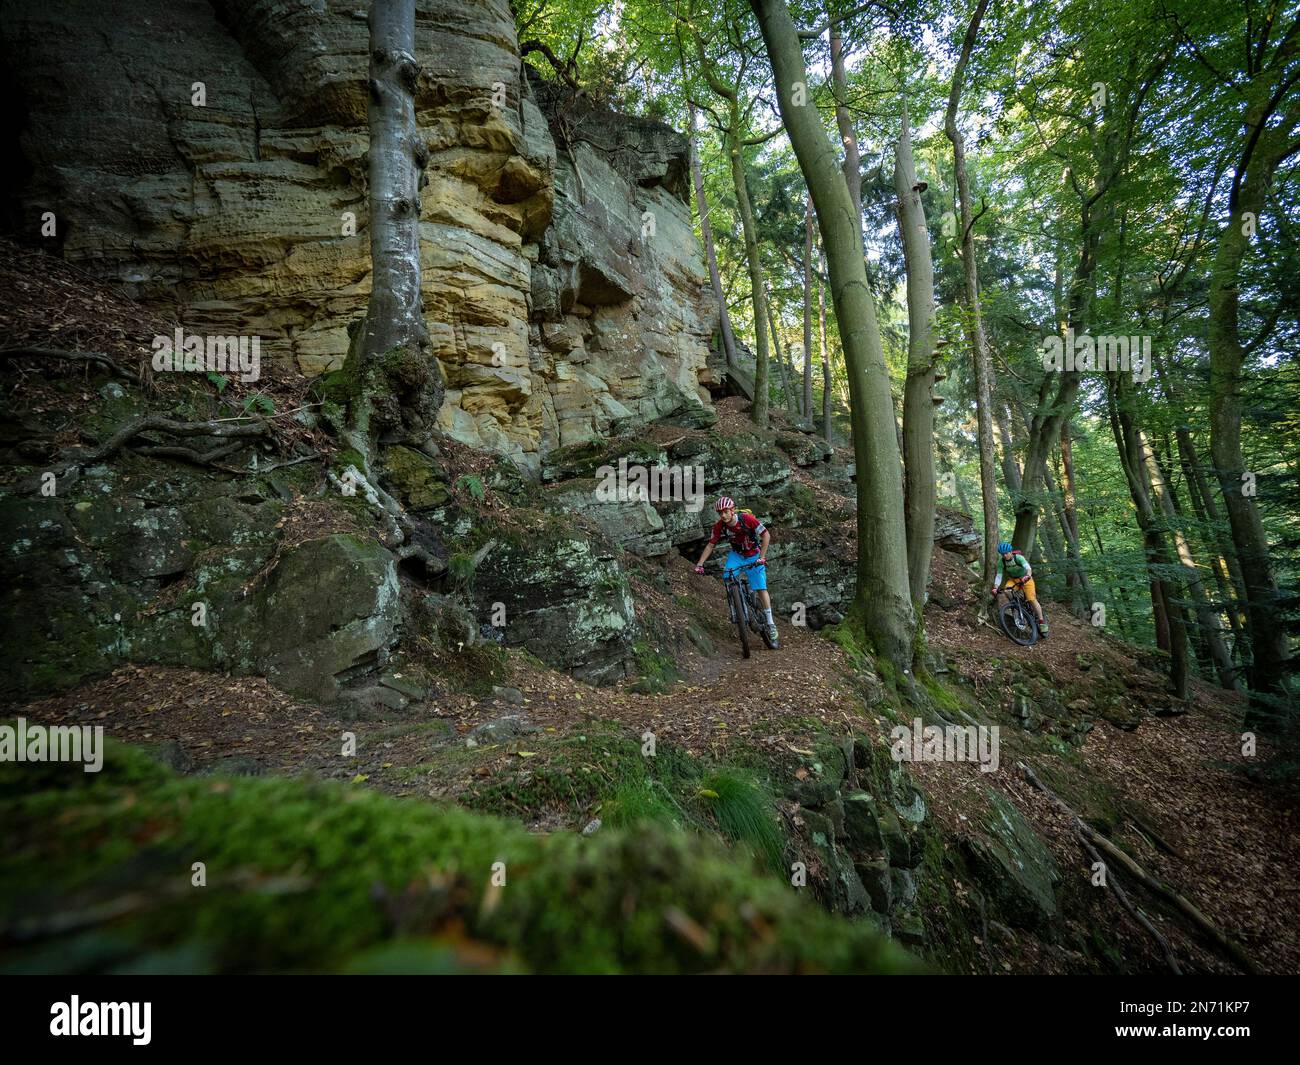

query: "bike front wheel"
(999, 600), (1039, 646)
(728, 581), (751, 658)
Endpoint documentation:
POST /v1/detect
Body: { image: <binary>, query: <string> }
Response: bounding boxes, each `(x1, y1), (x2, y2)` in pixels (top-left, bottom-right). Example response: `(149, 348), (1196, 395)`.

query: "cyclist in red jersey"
(693, 496), (778, 648)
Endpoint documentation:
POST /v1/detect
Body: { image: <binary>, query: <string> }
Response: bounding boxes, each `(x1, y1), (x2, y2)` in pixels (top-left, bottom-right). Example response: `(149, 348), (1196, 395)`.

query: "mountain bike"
(994, 580), (1040, 647)
(721, 557), (777, 658)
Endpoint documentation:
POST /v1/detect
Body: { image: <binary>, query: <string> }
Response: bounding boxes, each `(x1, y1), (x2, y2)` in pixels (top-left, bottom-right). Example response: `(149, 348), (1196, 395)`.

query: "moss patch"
(0, 740), (919, 973)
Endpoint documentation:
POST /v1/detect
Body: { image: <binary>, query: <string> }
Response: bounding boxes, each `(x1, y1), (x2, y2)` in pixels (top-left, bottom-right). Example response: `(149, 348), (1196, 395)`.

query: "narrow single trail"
(12, 545), (1298, 972)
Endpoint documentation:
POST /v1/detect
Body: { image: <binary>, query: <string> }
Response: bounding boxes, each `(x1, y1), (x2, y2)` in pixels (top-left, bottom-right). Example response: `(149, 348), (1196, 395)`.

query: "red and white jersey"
(708, 511), (766, 558)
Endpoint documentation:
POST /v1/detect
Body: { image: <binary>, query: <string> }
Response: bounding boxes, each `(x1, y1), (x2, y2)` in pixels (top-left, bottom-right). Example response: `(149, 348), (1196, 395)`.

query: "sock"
(763, 608), (774, 625)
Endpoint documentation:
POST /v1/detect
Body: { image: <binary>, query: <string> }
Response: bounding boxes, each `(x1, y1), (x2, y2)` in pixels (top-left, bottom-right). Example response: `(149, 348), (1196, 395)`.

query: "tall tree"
(802, 197), (815, 421)
(687, 102), (739, 369)
(750, 0), (915, 672)
(1203, 11), (1300, 704)
(819, 248), (833, 444)
(895, 103), (939, 606)
(681, 14), (780, 427)
(944, 0), (1000, 587)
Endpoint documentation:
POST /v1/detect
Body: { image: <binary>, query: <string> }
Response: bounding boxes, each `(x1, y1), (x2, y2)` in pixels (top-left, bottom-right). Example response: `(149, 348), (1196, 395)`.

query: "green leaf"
(456, 474), (485, 501)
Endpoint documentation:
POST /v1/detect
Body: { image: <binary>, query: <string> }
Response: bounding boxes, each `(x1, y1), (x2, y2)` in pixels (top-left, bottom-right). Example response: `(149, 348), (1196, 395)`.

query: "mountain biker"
(991, 540), (1049, 638)
(694, 496), (779, 648)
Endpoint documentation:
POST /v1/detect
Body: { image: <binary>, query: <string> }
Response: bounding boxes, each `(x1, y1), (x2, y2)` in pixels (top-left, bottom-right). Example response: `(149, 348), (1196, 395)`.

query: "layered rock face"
(1, 0), (716, 469)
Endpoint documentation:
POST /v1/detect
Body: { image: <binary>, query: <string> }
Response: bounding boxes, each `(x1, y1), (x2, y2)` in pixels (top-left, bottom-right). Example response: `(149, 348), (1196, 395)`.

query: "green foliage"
(630, 639), (681, 694)
(455, 473), (485, 501)
(697, 768), (784, 875)
(447, 552), (476, 597)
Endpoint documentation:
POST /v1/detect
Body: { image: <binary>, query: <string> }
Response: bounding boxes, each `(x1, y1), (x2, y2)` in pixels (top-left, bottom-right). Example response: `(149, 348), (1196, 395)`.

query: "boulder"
(963, 790), (1061, 929)
(255, 534), (402, 703)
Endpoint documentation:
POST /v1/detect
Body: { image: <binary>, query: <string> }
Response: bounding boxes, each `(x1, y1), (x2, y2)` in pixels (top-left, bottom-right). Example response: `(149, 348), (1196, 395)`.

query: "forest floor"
(4, 236), (1296, 973)
(16, 540), (1299, 974)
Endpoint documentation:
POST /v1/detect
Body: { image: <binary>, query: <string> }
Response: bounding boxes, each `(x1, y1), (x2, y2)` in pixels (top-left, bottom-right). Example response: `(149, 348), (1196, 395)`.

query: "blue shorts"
(724, 551), (766, 591)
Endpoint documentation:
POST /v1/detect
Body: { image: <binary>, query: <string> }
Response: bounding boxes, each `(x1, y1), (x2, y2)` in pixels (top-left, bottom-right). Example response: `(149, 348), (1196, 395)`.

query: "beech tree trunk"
(1108, 373), (1190, 699)
(819, 250), (832, 444)
(767, 298), (798, 418)
(802, 198), (815, 421)
(750, 0), (914, 672)
(944, 0), (1000, 587)
(1207, 63), (1298, 704)
(727, 103), (771, 428)
(828, 16), (863, 247)
(895, 103), (938, 607)
(688, 104), (738, 368)
(347, 0), (441, 469)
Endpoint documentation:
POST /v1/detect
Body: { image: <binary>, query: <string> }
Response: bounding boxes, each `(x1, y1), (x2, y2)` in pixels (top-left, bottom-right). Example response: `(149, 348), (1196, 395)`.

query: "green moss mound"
(0, 741), (919, 975)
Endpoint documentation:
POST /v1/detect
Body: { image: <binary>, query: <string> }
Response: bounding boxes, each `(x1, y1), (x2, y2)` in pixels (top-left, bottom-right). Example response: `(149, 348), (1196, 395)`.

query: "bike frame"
(996, 580), (1038, 644)
(722, 557), (765, 628)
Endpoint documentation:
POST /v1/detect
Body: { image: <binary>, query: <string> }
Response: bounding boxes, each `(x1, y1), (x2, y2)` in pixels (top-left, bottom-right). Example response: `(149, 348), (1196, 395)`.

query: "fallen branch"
(1019, 761), (1259, 974)
(1074, 827), (1181, 974)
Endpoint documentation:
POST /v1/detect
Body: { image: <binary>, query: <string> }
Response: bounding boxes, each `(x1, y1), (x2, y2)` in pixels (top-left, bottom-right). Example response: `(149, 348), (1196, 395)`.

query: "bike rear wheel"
(728, 581), (751, 658)
(999, 599), (1039, 646)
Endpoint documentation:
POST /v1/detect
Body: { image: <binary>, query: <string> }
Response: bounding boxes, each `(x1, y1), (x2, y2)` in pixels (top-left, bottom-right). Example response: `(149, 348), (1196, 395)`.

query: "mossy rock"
(0, 740), (920, 974)
(254, 533), (401, 702)
(962, 789), (1060, 929)
(381, 445), (451, 510)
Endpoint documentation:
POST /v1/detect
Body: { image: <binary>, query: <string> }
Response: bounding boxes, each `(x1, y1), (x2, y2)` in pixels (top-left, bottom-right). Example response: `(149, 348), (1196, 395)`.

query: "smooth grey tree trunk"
(688, 104), (738, 368)
(347, 0), (441, 469)
(750, 0), (914, 672)
(895, 103), (938, 607)
(944, 0), (1000, 590)
(828, 16), (863, 246)
(1207, 64), (1298, 704)
(819, 250), (832, 444)
(767, 298), (799, 418)
(802, 198), (815, 422)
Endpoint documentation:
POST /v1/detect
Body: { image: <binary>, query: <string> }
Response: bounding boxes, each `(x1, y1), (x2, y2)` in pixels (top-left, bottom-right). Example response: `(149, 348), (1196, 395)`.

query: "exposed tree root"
(1074, 828), (1182, 974)
(0, 345), (137, 382)
(17, 414), (273, 493)
(1019, 761), (1259, 974)
(327, 463), (446, 580)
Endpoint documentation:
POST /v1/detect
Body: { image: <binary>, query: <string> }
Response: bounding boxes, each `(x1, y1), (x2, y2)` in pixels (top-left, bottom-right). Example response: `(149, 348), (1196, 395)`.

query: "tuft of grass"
(447, 552), (475, 597)
(698, 768), (784, 875)
(602, 777), (681, 829)
(630, 640), (681, 694)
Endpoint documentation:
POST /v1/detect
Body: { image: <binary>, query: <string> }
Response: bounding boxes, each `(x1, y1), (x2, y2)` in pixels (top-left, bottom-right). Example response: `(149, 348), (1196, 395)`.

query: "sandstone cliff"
(1, 0), (718, 469)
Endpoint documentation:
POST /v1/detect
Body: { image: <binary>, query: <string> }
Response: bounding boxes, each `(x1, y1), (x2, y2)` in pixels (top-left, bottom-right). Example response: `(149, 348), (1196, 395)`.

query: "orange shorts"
(1011, 577), (1037, 602)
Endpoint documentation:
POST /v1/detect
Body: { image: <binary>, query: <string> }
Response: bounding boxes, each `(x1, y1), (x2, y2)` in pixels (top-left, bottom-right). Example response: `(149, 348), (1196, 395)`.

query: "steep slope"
(2, 240), (1295, 976)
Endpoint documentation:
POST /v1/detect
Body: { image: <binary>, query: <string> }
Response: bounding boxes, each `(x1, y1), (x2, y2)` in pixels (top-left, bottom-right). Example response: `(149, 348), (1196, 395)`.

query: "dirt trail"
(11, 544), (1298, 973)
